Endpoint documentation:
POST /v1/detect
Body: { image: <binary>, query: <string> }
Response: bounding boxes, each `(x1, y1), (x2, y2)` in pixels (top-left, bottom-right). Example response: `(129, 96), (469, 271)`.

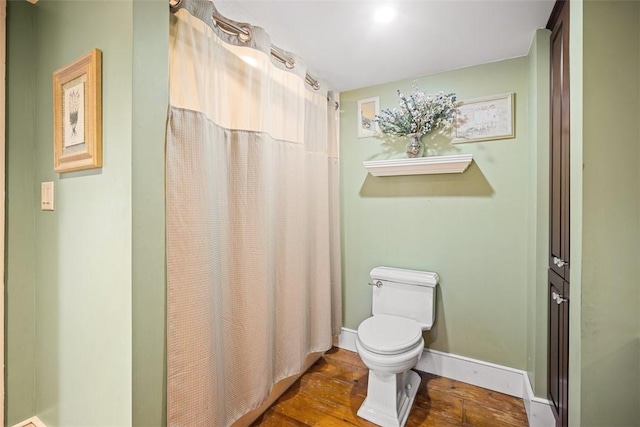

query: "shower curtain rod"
(169, 0), (339, 110)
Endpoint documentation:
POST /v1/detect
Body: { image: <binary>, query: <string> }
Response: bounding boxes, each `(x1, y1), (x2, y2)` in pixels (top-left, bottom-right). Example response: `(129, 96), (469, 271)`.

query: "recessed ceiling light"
(373, 5), (396, 24)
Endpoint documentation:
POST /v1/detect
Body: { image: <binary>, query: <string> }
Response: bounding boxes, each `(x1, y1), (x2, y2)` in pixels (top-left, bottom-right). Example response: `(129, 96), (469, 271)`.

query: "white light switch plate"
(41, 182), (54, 211)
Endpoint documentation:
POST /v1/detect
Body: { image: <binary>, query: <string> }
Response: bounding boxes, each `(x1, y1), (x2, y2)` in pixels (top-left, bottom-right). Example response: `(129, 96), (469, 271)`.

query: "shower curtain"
(166, 1), (342, 426)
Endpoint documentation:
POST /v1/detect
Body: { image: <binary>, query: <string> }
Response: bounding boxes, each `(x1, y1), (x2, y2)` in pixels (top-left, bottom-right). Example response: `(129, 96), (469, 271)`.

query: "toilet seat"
(357, 314), (422, 355)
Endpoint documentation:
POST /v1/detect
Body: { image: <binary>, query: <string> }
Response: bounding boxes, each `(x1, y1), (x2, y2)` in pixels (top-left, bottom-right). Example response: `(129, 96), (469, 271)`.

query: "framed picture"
(357, 96), (380, 138)
(453, 93), (514, 144)
(53, 48), (102, 173)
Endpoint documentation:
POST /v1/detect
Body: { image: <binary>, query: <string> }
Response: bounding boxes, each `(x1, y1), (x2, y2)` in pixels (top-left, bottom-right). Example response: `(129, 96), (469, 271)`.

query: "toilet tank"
(370, 266), (439, 330)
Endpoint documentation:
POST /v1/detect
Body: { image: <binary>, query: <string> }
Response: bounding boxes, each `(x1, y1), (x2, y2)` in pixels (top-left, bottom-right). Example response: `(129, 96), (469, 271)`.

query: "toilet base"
(357, 369), (421, 427)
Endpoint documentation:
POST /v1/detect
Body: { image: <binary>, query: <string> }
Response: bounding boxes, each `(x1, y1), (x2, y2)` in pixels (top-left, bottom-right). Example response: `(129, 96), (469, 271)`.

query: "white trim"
(522, 372), (557, 427)
(337, 326), (358, 352)
(12, 416), (47, 427)
(338, 327), (554, 427)
(415, 346), (524, 397)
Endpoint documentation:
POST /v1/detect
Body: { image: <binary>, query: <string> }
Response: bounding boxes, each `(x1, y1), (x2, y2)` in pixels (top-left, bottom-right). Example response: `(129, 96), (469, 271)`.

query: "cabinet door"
(549, 0), (570, 281)
(548, 270), (569, 427)
(548, 2), (570, 426)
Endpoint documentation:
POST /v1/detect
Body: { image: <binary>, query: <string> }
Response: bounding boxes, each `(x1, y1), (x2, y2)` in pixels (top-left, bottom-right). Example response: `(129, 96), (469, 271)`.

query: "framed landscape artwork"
(453, 93), (514, 143)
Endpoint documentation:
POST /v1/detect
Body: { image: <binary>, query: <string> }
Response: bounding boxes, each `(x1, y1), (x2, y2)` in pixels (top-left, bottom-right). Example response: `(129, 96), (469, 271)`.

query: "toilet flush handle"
(368, 280), (383, 288)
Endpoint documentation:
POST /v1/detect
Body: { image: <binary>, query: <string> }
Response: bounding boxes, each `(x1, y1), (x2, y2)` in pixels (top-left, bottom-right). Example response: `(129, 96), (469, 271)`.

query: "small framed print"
(357, 96), (380, 138)
(53, 49), (102, 173)
(453, 93), (515, 144)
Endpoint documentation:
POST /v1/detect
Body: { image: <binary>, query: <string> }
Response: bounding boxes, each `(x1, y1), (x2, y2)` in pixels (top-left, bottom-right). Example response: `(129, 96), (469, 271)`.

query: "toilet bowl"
(355, 267), (439, 427)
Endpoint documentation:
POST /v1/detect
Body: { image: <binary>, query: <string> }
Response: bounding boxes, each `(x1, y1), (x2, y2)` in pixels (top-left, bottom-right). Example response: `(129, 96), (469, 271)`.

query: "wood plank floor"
(251, 347), (529, 427)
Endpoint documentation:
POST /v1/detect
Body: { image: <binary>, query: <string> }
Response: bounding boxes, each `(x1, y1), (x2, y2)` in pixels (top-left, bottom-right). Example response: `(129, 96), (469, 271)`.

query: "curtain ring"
(212, 13), (253, 43)
(169, 0), (182, 11)
(306, 75), (320, 90)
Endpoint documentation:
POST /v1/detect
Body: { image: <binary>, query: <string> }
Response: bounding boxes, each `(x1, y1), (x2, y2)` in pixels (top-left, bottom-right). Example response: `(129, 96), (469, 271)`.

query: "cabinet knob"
(553, 257), (568, 268)
(552, 291), (568, 305)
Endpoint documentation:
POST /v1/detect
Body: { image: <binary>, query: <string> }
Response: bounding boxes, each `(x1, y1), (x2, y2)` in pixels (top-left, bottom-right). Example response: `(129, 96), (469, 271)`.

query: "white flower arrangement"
(375, 89), (457, 137)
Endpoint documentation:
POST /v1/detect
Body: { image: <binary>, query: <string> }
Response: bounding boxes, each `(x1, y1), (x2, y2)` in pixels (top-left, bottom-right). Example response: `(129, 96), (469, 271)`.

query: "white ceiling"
(215, 0), (555, 92)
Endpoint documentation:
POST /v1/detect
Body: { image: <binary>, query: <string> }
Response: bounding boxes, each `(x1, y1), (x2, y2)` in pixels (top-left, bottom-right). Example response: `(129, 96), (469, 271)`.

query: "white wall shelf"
(363, 154), (474, 177)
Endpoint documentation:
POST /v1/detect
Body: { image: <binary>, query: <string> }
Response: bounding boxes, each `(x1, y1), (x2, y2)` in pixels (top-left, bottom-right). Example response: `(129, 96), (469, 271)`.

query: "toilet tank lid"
(370, 266), (439, 287)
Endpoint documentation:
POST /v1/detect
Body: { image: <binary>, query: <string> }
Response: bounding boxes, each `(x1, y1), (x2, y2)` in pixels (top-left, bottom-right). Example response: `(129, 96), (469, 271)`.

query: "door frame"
(1, 0), (7, 424)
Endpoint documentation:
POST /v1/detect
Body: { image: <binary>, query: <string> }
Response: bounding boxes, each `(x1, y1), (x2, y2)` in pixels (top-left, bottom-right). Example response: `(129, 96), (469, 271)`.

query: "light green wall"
(340, 57), (531, 369)
(526, 28), (551, 398)
(6, 3), (37, 425)
(580, 1), (640, 425)
(132, 1), (168, 426)
(8, 1), (135, 425)
(6, 2), (169, 425)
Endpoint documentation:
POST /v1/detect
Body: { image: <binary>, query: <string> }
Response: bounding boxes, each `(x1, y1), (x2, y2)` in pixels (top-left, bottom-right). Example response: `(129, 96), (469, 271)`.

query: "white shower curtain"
(166, 1), (342, 426)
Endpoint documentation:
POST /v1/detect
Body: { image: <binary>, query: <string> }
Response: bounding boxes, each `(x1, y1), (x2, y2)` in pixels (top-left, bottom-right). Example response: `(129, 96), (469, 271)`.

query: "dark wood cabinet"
(547, 1), (570, 426)
(548, 270), (569, 427)
(549, 0), (570, 282)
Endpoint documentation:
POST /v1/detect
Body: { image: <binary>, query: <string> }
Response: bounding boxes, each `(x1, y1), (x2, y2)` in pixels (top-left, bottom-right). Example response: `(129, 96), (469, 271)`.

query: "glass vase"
(405, 133), (424, 158)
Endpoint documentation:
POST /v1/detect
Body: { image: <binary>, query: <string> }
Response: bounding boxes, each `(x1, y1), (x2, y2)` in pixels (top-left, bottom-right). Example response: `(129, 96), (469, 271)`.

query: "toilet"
(355, 266), (439, 427)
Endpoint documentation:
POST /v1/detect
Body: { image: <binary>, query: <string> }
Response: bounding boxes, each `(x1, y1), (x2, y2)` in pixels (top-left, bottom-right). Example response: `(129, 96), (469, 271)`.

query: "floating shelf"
(363, 154), (474, 177)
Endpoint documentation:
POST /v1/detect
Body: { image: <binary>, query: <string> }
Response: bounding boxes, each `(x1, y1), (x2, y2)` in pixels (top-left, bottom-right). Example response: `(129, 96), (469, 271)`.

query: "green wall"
(6, 2), (36, 424)
(526, 28), (551, 398)
(132, 0), (168, 426)
(32, 2), (134, 425)
(579, 1), (640, 425)
(6, 1), (169, 425)
(340, 57), (531, 369)
(6, 0), (168, 427)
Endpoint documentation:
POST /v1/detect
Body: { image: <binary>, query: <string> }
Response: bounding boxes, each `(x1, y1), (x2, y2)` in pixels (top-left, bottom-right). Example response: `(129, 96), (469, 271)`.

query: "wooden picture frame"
(357, 96), (380, 138)
(453, 92), (515, 144)
(53, 48), (102, 173)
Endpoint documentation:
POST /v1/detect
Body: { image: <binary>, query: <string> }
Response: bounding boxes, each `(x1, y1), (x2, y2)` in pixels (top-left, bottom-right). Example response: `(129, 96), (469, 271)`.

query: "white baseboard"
(337, 325), (358, 351)
(12, 416), (47, 427)
(522, 371), (557, 427)
(338, 327), (554, 427)
(415, 345), (525, 397)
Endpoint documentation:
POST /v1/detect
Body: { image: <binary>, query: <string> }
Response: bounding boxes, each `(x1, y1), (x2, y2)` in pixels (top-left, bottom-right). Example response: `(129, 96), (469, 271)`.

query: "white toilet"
(355, 266), (439, 427)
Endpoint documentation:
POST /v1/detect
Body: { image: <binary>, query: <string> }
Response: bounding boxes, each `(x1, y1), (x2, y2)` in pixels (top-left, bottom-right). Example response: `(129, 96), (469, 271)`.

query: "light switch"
(41, 182), (54, 211)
